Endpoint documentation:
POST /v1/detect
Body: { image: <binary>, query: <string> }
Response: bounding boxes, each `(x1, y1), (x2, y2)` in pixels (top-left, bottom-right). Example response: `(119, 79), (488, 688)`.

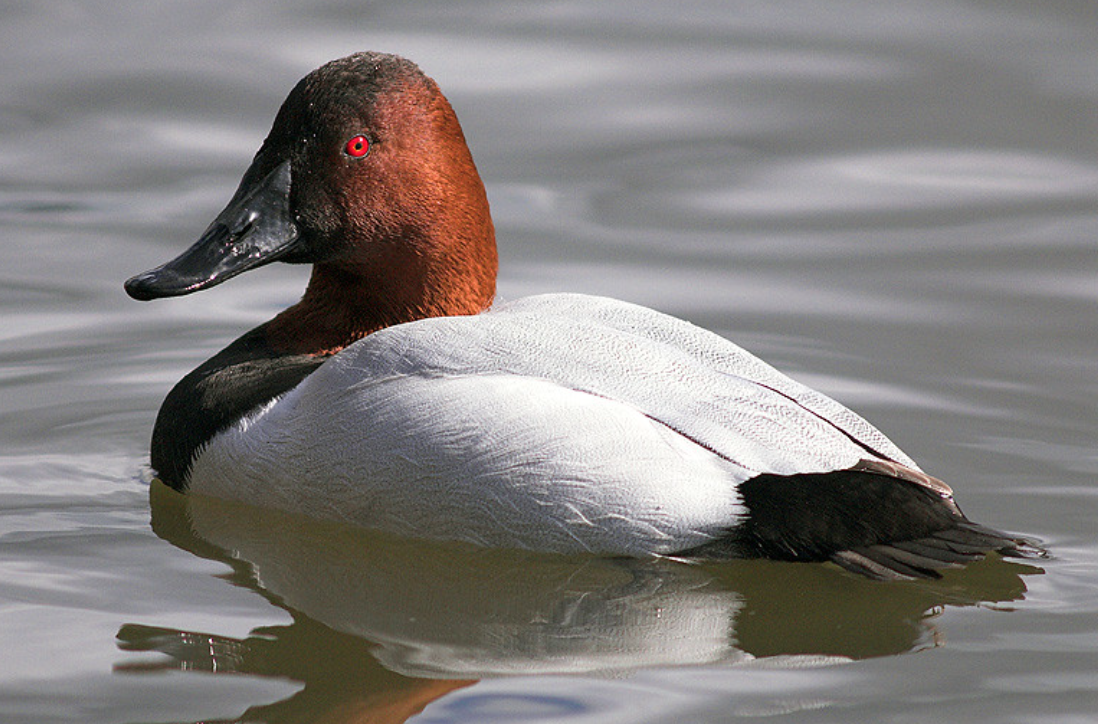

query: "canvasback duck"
(126, 52), (1037, 580)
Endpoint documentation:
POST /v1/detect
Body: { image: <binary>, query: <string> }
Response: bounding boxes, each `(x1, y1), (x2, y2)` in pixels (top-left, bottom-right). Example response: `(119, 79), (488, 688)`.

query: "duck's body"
(126, 52), (1037, 579)
(184, 292), (916, 557)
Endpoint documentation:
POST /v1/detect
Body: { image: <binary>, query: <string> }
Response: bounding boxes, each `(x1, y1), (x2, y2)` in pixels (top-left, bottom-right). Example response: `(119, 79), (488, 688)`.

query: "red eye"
(345, 135), (370, 158)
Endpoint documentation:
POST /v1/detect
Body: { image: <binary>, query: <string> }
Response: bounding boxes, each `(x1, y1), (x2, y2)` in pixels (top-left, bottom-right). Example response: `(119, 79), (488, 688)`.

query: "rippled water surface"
(2, 1), (1097, 722)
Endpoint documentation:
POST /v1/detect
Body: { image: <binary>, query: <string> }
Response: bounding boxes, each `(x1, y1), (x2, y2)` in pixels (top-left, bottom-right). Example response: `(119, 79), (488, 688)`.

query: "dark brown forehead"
(304, 52), (424, 104)
(267, 53), (430, 142)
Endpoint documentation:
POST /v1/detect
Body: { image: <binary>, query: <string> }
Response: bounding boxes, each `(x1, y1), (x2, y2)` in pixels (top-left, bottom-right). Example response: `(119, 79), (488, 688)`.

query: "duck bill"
(124, 160), (299, 301)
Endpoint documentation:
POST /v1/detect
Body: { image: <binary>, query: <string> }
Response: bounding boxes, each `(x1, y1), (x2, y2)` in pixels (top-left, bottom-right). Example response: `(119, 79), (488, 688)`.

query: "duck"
(125, 51), (1038, 580)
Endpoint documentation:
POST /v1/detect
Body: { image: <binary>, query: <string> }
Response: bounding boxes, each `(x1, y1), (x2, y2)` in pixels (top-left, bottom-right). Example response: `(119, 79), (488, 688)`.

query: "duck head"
(125, 52), (497, 352)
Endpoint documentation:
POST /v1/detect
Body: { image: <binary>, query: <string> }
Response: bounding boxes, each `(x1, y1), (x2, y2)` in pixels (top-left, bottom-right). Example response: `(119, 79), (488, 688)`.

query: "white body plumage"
(188, 294), (916, 556)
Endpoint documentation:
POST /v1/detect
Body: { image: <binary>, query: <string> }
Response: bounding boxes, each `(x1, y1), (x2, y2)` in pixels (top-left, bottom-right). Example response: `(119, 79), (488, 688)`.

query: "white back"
(340, 293), (917, 476)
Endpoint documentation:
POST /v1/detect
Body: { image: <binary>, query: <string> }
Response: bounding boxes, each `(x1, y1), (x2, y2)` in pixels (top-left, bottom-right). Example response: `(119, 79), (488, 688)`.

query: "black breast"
(149, 326), (329, 491)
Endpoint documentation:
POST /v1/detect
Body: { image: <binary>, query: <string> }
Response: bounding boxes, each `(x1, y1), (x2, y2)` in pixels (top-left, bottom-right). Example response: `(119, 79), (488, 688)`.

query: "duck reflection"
(116, 482), (1040, 723)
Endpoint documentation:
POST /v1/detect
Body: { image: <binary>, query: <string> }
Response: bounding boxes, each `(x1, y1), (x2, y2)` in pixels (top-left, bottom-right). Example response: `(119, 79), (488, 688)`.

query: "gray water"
(2, 1), (1097, 722)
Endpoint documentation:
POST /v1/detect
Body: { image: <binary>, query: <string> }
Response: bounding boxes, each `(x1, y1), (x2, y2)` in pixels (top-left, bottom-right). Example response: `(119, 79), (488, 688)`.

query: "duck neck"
(264, 219), (498, 356)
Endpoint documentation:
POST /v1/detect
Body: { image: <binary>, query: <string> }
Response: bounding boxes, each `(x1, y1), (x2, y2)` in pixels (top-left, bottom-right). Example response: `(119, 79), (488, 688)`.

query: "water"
(2, 1), (1097, 722)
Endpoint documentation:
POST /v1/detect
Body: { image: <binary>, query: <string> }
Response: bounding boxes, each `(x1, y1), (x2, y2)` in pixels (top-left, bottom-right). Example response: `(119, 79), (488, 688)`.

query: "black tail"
(829, 519), (1043, 581)
(683, 466), (1045, 581)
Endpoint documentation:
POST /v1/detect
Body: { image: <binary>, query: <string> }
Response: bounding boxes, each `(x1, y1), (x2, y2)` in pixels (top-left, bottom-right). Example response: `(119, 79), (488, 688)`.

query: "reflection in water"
(118, 620), (474, 724)
(116, 482), (1041, 723)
